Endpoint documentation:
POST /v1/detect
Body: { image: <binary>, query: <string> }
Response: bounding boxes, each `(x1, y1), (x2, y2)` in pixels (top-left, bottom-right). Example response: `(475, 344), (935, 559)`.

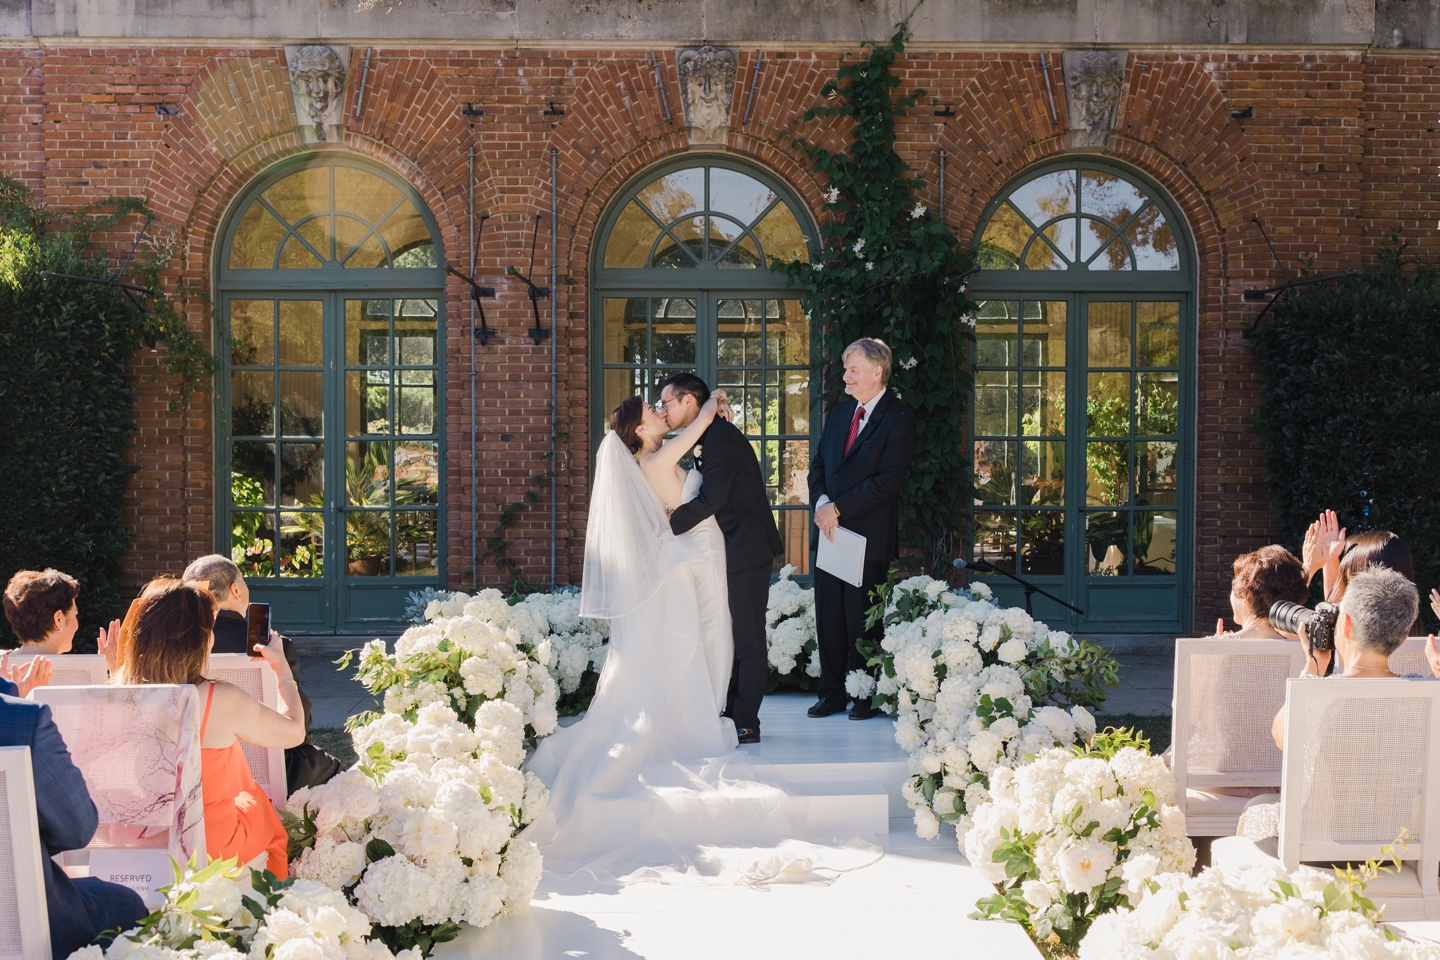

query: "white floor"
(435, 694), (1039, 960)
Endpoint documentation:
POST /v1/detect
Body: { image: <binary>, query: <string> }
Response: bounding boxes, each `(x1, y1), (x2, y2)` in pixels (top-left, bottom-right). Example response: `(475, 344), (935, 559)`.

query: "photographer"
(1269, 566), (1419, 750)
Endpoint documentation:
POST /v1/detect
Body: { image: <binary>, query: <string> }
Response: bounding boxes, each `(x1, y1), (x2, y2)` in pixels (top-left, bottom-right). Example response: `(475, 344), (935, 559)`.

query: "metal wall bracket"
(543, 101), (565, 117)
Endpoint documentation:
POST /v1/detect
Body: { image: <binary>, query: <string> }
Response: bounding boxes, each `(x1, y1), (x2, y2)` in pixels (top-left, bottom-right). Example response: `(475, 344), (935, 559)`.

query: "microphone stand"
(957, 558), (1084, 617)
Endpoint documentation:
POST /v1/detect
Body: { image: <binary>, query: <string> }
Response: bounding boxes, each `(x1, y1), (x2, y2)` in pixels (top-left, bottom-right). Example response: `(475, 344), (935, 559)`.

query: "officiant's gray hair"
(842, 338), (892, 386)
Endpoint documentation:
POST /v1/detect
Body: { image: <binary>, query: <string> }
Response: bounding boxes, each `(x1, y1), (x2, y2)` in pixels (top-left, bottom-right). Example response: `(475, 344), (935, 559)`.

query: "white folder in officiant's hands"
(816, 526), (867, 587)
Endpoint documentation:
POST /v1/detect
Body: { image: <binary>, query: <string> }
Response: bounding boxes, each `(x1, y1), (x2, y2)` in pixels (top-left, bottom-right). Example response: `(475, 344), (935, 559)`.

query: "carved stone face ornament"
(677, 46), (737, 146)
(289, 45), (348, 143)
(1062, 50), (1126, 149)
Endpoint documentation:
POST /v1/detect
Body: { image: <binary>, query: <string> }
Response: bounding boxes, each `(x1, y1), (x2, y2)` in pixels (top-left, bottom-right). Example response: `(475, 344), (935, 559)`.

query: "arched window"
(968, 161), (1194, 632)
(217, 157), (445, 633)
(592, 159), (816, 573)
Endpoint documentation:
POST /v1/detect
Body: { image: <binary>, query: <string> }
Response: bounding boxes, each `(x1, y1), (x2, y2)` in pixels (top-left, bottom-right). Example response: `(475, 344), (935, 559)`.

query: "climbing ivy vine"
(771, 20), (976, 575)
(0, 178), (218, 648)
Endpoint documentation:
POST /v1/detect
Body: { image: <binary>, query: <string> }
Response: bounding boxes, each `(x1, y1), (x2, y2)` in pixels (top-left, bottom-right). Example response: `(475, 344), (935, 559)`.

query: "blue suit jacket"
(0, 682), (106, 957)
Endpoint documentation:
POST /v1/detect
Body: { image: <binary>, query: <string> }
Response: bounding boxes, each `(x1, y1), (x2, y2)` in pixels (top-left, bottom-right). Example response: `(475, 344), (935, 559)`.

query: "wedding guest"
(116, 578), (302, 877)
(181, 555), (343, 793)
(1213, 545), (1308, 637)
(1237, 567), (1419, 841)
(808, 338), (918, 721)
(3, 569), (123, 692)
(0, 681), (147, 958)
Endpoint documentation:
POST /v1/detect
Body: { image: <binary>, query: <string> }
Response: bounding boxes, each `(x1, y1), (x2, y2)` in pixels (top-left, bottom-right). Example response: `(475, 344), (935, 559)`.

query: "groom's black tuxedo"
(670, 417), (782, 731)
(808, 389), (917, 704)
(670, 418), (784, 569)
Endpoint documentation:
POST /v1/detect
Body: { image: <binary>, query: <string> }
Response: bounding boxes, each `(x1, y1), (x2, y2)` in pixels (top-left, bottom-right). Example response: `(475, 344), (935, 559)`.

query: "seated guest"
(0, 684), (147, 958)
(117, 578), (303, 877)
(1238, 567), (1419, 841)
(180, 555), (343, 793)
(4, 569), (123, 691)
(1214, 545), (1308, 637)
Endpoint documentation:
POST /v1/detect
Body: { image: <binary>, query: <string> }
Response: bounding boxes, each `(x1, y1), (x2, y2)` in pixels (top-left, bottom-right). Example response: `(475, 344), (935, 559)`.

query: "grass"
(311, 727), (358, 768)
(1092, 713), (1172, 756)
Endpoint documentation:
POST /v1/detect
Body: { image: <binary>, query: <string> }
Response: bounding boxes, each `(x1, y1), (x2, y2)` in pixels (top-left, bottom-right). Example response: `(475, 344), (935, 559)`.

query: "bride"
(524, 392), (865, 882)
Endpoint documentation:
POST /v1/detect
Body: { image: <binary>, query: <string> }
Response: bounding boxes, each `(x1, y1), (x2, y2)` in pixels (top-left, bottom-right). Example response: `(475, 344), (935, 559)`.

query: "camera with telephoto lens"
(1268, 600), (1340, 652)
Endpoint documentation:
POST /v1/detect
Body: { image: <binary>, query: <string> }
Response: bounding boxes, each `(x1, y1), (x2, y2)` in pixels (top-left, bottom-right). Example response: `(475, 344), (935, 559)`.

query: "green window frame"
(591, 157), (819, 574)
(215, 156), (446, 632)
(969, 160), (1195, 633)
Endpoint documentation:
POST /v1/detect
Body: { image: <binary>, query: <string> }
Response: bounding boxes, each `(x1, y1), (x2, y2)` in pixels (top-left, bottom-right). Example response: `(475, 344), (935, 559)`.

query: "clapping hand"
(1301, 509), (1346, 582)
(1426, 634), (1440, 679)
(1215, 617), (1229, 636)
(97, 618), (121, 675)
(0, 653), (51, 697)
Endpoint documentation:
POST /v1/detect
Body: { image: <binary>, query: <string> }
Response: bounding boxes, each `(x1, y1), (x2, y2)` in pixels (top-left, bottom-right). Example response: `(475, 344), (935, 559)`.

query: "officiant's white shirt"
(814, 387), (886, 513)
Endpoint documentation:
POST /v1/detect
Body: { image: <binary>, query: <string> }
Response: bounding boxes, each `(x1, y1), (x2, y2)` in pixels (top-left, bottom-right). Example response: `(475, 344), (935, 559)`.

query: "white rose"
(1056, 840), (1116, 894)
(1021, 879), (1054, 910)
(1121, 853), (1160, 896)
(996, 637), (1028, 663)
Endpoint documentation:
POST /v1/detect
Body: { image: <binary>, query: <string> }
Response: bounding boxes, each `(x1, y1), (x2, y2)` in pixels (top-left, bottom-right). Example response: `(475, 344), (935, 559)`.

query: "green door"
(969, 162), (1194, 633)
(218, 158), (445, 634)
(591, 159), (820, 574)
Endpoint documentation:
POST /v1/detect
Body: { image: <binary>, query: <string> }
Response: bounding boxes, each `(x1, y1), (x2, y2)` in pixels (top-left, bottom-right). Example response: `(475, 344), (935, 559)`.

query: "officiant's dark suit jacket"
(808, 390), (918, 565)
(669, 417), (783, 571)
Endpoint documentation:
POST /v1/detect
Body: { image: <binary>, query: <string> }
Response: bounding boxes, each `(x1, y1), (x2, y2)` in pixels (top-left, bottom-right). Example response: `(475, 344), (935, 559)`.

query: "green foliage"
(1072, 726), (1150, 759)
(771, 18), (976, 575)
(0, 179), (218, 648)
(1250, 238), (1440, 627)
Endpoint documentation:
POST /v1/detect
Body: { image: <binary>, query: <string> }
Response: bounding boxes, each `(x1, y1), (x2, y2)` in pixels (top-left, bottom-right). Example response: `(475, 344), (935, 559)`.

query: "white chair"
(206, 654), (288, 806)
(1171, 638), (1308, 836)
(30, 685), (206, 873)
(5, 653), (107, 687)
(0, 746), (51, 960)
(1215, 677), (1440, 921)
(1390, 637), (1437, 679)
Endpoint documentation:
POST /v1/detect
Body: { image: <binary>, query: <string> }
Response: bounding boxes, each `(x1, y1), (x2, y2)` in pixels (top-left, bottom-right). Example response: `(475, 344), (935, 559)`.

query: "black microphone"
(952, 557), (995, 572)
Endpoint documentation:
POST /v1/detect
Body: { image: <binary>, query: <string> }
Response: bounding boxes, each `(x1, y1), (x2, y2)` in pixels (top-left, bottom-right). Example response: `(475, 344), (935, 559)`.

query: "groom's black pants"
(726, 562), (772, 730)
(815, 562), (889, 703)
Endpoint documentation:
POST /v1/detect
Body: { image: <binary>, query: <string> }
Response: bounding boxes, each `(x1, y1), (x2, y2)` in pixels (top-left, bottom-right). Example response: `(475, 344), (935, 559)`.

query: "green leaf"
(366, 838), (396, 863)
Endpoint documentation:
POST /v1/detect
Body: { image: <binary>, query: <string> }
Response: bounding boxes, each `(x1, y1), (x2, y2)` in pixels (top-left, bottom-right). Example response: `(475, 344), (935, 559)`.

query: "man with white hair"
(807, 338), (917, 720)
(182, 554), (343, 792)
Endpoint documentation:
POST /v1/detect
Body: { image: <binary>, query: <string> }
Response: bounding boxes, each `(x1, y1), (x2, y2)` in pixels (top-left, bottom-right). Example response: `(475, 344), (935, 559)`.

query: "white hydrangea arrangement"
(66, 857), (416, 960)
(967, 733), (1196, 950)
(1079, 843), (1440, 960)
(765, 565), (821, 690)
(859, 575), (1118, 842)
(286, 610), (556, 954)
(286, 694), (547, 954)
(421, 588), (609, 715)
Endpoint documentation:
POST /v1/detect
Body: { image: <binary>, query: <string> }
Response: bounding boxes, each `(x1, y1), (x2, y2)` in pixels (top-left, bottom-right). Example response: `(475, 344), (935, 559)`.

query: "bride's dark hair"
(610, 396), (646, 454)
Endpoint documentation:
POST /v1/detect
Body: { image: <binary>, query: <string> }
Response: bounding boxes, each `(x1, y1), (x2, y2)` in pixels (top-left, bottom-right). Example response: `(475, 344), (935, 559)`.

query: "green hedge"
(1250, 241), (1440, 629)
(0, 182), (147, 649)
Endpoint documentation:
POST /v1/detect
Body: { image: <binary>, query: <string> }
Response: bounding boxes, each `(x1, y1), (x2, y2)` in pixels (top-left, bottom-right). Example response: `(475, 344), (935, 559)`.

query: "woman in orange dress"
(116, 578), (305, 877)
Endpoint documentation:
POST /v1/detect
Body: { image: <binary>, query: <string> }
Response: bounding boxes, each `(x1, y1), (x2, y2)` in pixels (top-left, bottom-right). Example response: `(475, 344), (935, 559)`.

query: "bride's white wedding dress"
(523, 433), (879, 883)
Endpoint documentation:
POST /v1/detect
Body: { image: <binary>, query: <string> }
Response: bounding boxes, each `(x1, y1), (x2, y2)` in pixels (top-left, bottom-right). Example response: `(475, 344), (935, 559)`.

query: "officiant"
(807, 338), (917, 721)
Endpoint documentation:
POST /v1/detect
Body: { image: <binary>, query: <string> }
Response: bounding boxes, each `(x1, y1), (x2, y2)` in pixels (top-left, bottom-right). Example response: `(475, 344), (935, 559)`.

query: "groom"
(662, 372), (783, 745)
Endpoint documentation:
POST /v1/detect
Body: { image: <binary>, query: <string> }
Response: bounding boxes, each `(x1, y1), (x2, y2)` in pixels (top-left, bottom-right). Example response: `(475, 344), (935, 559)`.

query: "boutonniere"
(693, 445), (703, 460)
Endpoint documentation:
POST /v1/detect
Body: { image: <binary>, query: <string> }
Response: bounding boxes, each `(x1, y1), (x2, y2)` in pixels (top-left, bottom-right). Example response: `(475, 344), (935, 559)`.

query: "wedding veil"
(579, 431), (674, 620)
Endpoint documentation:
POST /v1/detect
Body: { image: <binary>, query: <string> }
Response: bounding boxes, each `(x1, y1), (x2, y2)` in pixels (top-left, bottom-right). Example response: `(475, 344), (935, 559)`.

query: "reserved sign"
(89, 849), (176, 906)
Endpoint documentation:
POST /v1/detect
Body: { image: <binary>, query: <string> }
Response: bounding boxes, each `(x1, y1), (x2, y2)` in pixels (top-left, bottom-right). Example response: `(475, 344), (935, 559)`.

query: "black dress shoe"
(848, 700), (881, 721)
(807, 698), (848, 718)
(736, 727), (761, 744)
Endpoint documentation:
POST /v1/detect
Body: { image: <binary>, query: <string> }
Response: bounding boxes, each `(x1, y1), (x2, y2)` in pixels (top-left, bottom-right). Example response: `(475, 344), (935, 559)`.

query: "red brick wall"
(6, 42), (1436, 630)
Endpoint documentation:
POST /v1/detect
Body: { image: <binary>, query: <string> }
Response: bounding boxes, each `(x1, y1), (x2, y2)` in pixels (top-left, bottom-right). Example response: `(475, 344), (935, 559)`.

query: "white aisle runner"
(435, 695), (1040, 960)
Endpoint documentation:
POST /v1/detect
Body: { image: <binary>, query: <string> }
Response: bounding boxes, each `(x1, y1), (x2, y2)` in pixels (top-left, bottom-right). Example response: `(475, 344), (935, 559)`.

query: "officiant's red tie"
(844, 406), (865, 456)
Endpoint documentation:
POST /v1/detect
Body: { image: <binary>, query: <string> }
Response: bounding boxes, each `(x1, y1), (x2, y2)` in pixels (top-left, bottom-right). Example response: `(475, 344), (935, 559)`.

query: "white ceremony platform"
(437, 693), (1039, 960)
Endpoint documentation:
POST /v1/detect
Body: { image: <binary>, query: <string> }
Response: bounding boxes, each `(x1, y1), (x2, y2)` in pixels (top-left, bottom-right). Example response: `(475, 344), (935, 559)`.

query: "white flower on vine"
(804, 310), (812, 321)
(812, 262), (823, 271)
(824, 187), (840, 204)
(852, 238), (866, 256)
(901, 356), (918, 370)
(960, 314), (977, 330)
(911, 203), (927, 219)
(865, 261), (874, 271)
